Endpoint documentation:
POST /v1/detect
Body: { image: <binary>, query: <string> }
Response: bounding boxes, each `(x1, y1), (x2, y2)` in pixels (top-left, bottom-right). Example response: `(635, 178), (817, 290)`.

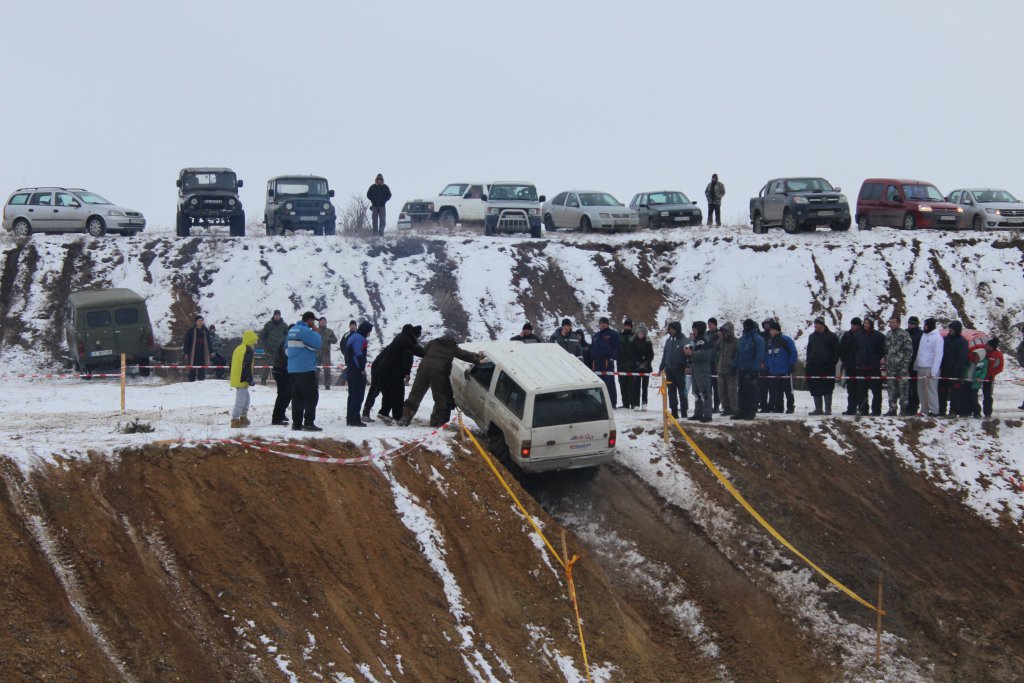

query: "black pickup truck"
(749, 177), (851, 234)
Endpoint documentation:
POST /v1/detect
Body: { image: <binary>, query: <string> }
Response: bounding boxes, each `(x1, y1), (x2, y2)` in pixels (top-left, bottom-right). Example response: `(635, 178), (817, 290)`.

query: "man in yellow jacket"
(230, 330), (258, 428)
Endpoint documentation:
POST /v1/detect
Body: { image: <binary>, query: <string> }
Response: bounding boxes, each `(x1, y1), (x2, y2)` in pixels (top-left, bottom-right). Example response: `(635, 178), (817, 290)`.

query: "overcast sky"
(4, 0), (1022, 228)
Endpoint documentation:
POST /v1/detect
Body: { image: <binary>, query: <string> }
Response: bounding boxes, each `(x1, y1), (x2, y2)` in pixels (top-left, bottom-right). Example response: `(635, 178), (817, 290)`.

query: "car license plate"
(1006, 217), (1024, 223)
(300, 216), (319, 221)
(89, 349), (113, 357)
(942, 215), (956, 221)
(817, 210), (833, 216)
(674, 216), (688, 222)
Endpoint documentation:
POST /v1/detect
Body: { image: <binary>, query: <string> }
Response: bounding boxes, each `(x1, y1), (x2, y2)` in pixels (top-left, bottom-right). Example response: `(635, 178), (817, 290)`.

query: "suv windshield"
(975, 190), (1019, 203)
(74, 191), (112, 205)
(784, 178), (834, 193)
(184, 173), (237, 191)
(532, 388), (609, 428)
(903, 184), (944, 202)
(580, 193), (621, 207)
(648, 191), (690, 205)
(488, 184), (538, 201)
(440, 184), (468, 197)
(274, 178), (328, 196)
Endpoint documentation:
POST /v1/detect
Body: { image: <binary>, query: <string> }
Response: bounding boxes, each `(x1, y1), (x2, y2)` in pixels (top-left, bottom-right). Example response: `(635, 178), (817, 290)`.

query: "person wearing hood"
(344, 321), (374, 427)
(287, 312), (324, 431)
(366, 173), (392, 235)
(271, 324), (295, 425)
(914, 317), (944, 417)
(400, 336), (482, 427)
(765, 320), (797, 413)
(938, 321), (968, 416)
(659, 321), (689, 419)
(805, 317), (839, 415)
(618, 319), (639, 409)
(510, 322), (543, 343)
(838, 317), (863, 415)
(632, 323), (655, 410)
(716, 322), (739, 416)
(591, 317), (622, 408)
(229, 329), (258, 428)
(575, 329), (592, 368)
(366, 324), (425, 423)
(685, 321), (715, 422)
(183, 315), (212, 382)
(732, 319), (766, 420)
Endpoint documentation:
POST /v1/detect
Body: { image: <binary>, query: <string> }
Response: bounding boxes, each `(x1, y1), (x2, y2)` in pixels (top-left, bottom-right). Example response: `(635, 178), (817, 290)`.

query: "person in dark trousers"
(258, 310), (289, 385)
(271, 324), (295, 425)
(344, 321), (373, 427)
(838, 317), (863, 415)
(366, 174), (392, 235)
(1017, 331), (1024, 409)
(905, 316), (924, 414)
(510, 323), (543, 342)
(716, 322), (739, 417)
(337, 320), (357, 387)
(618, 319), (639, 409)
(659, 321), (688, 419)
(286, 311), (323, 431)
(399, 337), (481, 427)
(854, 318), (886, 416)
(591, 317), (622, 408)
(939, 321), (969, 417)
(758, 318), (773, 412)
(633, 323), (655, 410)
(183, 316), (211, 382)
(368, 324), (424, 423)
(686, 321), (715, 422)
(706, 318), (720, 412)
(207, 324), (228, 380)
(732, 319), (766, 420)
(981, 339), (1004, 418)
(765, 320), (797, 413)
(575, 329), (591, 367)
(317, 317), (339, 390)
(805, 317), (839, 415)
(704, 173), (725, 227)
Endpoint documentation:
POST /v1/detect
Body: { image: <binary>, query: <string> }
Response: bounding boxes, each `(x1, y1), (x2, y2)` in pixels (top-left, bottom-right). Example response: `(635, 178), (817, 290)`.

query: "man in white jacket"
(915, 317), (944, 416)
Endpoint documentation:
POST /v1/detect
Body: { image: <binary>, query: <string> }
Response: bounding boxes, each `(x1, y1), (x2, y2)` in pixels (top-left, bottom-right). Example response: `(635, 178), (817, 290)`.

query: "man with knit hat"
(686, 320), (715, 421)
(732, 319), (766, 420)
(510, 322), (543, 343)
(366, 173), (392, 235)
(633, 323), (655, 410)
(906, 316), (924, 414)
(838, 317), (863, 415)
(915, 317), (944, 416)
(550, 318), (581, 358)
(765, 320), (797, 413)
(618, 318), (639, 408)
(591, 317), (621, 407)
(805, 317), (839, 415)
(659, 321), (688, 418)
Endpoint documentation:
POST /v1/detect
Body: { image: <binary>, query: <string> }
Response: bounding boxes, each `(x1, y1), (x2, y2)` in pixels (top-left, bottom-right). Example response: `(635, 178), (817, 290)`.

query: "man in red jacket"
(982, 338), (1004, 418)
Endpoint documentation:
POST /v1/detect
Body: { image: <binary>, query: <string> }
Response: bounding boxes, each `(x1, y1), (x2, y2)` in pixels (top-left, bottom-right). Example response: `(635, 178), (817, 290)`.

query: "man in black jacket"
(905, 316), (924, 414)
(365, 324), (425, 423)
(805, 317), (840, 415)
(270, 325), (295, 425)
(939, 321), (969, 416)
(838, 317), (863, 415)
(618, 319), (638, 409)
(855, 318), (886, 416)
(366, 173), (392, 235)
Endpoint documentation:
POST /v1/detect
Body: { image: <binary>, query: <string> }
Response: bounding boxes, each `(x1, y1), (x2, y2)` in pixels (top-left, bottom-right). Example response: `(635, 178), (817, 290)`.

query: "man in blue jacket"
(344, 321), (374, 427)
(732, 318), (766, 420)
(591, 316), (621, 408)
(854, 318), (886, 416)
(765, 320), (797, 413)
(286, 311), (323, 431)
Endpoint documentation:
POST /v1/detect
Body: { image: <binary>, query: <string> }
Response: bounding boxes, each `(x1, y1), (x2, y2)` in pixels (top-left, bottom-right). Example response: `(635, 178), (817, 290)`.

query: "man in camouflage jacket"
(884, 316), (914, 416)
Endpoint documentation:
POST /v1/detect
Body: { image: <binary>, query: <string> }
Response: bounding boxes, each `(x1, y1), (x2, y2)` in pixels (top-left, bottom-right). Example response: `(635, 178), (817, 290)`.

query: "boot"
(361, 411), (375, 423)
(397, 407), (414, 427)
(230, 418), (243, 428)
(884, 407), (898, 417)
(240, 415), (250, 427)
(823, 395), (833, 415)
(809, 396), (823, 416)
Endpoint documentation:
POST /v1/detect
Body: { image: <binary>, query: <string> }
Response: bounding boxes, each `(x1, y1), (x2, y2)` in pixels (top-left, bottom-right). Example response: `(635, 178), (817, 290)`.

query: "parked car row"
(1, 187), (146, 237)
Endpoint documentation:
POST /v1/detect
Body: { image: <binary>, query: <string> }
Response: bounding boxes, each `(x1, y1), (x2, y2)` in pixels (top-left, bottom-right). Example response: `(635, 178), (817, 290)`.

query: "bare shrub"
(340, 194), (371, 234)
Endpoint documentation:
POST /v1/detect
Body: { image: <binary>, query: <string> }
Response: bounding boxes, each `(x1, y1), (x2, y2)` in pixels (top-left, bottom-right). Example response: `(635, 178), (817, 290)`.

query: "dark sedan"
(629, 191), (702, 229)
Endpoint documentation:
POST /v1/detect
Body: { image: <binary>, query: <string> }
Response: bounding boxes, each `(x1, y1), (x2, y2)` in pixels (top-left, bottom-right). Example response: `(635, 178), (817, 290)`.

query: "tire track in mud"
(928, 249), (974, 327)
(511, 242), (586, 330)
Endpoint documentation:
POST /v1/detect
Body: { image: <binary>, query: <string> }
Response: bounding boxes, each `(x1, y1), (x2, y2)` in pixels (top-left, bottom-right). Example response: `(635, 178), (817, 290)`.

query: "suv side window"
(87, 310), (112, 327)
(886, 185), (900, 203)
(29, 192), (53, 206)
(470, 363), (495, 389)
(494, 371), (525, 419)
(8, 193), (30, 205)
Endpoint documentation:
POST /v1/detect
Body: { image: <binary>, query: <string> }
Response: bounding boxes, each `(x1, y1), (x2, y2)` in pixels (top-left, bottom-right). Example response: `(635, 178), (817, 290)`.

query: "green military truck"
(65, 288), (155, 376)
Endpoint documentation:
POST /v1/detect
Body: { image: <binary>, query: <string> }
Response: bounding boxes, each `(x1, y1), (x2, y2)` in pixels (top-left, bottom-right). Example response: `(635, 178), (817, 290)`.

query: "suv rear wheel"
(782, 210), (799, 234)
(176, 212), (191, 237)
(544, 214), (556, 231)
(830, 220), (851, 232)
(487, 425), (512, 468)
(439, 208), (458, 229)
(903, 213), (916, 230)
(86, 216), (106, 237)
(12, 219), (31, 237)
(752, 213), (765, 234)
(857, 215), (870, 231)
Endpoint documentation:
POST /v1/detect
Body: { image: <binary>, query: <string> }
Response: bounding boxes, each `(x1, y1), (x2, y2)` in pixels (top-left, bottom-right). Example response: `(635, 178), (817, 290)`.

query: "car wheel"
(903, 213), (916, 230)
(972, 214), (983, 231)
(857, 215), (870, 231)
(484, 222), (494, 236)
(782, 210), (798, 234)
(530, 223), (542, 238)
(12, 219), (31, 237)
(752, 213), (765, 234)
(229, 213), (245, 237)
(439, 208), (458, 229)
(544, 214), (556, 231)
(324, 221), (336, 236)
(580, 216), (592, 233)
(176, 212), (191, 237)
(650, 217), (661, 230)
(86, 216), (106, 237)
(830, 220), (851, 232)
(121, 230), (138, 237)
(313, 224), (324, 236)
(487, 426), (512, 468)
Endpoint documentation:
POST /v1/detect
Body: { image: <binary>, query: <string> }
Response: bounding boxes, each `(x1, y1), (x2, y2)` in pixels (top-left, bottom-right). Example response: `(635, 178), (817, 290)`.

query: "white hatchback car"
(451, 341), (617, 474)
(3, 187), (146, 237)
(542, 191), (638, 232)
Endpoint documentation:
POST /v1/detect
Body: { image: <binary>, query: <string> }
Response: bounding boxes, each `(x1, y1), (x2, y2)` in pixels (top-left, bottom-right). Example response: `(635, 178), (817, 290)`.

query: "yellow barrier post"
(120, 353), (126, 414)
(660, 374), (669, 444)
(876, 573), (884, 664)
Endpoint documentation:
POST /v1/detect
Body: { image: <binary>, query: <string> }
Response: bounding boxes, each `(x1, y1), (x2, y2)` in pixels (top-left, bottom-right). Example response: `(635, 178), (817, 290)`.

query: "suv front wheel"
(86, 216), (106, 237)
(751, 213), (765, 234)
(439, 208), (458, 229)
(903, 213), (916, 230)
(176, 212), (191, 237)
(782, 210), (799, 234)
(229, 213), (246, 237)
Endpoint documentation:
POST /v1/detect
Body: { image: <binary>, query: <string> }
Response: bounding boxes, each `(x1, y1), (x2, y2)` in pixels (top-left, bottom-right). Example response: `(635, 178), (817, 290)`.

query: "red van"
(856, 179), (963, 230)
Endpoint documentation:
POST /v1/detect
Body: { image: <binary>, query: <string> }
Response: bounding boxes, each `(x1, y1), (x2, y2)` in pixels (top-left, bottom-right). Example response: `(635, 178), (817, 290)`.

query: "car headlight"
(838, 194), (848, 204)
(427, 203), (435, 212)
(488, 207), (500, 215)
(660, 211), (669, 217)
(322, 202), (330, 210)
(228, 198), (236, 206)
(286, 202), (293, 210)
(955, 207), (963, 213)
(190, 198), (198, 206)
(793, 197), (809, 205)
(107, 210), (125, 217)
(599, 213), (611, 218)
(528, 208), (538, 215)
(918, 205), (933, 212)
(985, 208), (1000, 215)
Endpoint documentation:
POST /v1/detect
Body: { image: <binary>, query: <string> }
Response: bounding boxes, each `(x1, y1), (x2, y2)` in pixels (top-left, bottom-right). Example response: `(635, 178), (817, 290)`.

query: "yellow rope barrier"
(667, 412), (885, 615)
(458, 414), (593, 683)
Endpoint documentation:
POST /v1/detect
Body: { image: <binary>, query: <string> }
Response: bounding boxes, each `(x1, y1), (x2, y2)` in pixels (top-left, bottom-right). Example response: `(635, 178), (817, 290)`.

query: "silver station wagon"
(2, 187), (146, 237)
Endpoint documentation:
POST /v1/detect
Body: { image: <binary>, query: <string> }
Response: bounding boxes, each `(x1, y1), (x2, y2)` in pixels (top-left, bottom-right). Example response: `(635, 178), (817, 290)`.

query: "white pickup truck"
(451, 341), (616, 474)
(400, 182), (490, 228)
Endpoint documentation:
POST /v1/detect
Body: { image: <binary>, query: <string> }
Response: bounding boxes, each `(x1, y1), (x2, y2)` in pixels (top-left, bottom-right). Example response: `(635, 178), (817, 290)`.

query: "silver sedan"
(542, 191), (638, 232)
(945, 188), (1024, 230)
